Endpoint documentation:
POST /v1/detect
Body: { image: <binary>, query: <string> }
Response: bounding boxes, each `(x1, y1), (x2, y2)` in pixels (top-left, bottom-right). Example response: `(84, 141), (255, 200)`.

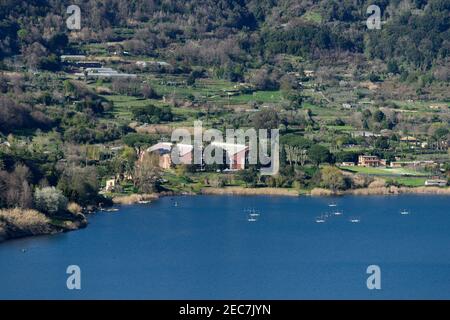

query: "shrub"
(320, 166), (348, 191)
(34, 187), (68, 216)
(67, 202), (82, 214)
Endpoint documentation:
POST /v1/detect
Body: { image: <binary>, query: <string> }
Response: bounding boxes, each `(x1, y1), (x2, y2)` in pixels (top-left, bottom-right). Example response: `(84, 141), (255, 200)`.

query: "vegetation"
(0, 0), (449, 241)
(34, 187), (68, 216)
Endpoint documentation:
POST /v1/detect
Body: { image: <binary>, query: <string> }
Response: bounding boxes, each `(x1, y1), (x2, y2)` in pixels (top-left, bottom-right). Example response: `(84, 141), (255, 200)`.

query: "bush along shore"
(0, 208), (87, 243)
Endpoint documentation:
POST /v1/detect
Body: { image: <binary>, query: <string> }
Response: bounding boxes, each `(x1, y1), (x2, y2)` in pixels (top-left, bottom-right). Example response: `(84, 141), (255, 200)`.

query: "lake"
(0, 195), (449, 299)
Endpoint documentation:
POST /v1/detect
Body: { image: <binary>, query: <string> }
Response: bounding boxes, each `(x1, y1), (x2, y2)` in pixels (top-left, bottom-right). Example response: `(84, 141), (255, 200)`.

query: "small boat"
(328, 203), (337, 207)
(400, 209), (409, 215)
(349, 218), (360, 223)
(105, 208), (119, 212)
(248, 217), (258, 222)
(138, 200), (151, 204)
(333, 211), (343, 216)
(249, 209), (260, 217)
(315, 215), (326, 223)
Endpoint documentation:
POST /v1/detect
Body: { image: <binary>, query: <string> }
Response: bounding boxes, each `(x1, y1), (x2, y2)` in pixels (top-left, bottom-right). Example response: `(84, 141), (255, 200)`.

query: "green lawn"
(340, 166), (429, 177)
(326, 125), (354, 132)
(340, 166), (430, 187)
(301, 10), (323, 23)
(226, 90), (284, 104)
(391, 177), (427, 187)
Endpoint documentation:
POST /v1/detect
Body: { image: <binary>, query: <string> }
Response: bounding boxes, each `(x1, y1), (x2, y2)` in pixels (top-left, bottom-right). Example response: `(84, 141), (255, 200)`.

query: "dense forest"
(0, 0), (448, 72)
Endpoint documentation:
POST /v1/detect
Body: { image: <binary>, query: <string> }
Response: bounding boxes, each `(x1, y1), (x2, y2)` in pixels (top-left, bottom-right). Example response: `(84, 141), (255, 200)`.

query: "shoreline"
(200, 187), (300, 197)
(202, 186), (450, 197)
(2, 186), (449, 244)
(112, 186), (450, 203)
(0, 208), (87, 244)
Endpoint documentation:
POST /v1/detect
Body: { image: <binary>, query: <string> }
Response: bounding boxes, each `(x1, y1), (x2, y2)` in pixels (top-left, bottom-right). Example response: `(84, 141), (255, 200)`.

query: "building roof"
(60, 55), (86, 61)
(148, 142), (193, 156)
(211, 142), (248, 156)
(360, 155), (379, 159)
(400, 136), (418, 142)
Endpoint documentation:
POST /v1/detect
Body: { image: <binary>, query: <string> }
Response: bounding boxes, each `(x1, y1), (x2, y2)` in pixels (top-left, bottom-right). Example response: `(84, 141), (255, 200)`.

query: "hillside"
(0, 0), (449, 242)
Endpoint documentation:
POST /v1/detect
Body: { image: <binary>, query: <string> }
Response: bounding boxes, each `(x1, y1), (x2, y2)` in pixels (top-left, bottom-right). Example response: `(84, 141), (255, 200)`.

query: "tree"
(298, 149), (308, 166)
(387, 60), (399, 74)
(141, 84), (158, 99)
(111, 146), (138, 180)
(63, 80), (76, 97)
(47, 33), (68, 53)
(285, 145), (295, 166)
(308, 145), (332, 166)
(251, 109), (280, 130)
(132, 105), (173, 124)
(0, 96), (52, 134)
(285, 145), (308, 166)
(249, 69), (279, 90)
(34, 187), (68, 216)
(374, 137), (389, 149)
(134, 153), (161, 193)
(0, 165), (33, 209)
(320, 166), (347, 191)
(122, 133), (157, 149)
(57, 166), (99, 205)
(372, 110), (386, 123)
(238, 167), (258, 187)
(23, 42), (47, 69)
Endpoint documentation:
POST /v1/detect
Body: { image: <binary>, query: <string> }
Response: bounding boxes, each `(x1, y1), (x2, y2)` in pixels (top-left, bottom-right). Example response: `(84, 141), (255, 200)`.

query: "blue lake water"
(0, 195), (449, 299)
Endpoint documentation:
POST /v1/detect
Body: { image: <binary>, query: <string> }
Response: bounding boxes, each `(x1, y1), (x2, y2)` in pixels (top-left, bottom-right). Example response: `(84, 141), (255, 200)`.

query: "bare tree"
(134, 153), (161, 193)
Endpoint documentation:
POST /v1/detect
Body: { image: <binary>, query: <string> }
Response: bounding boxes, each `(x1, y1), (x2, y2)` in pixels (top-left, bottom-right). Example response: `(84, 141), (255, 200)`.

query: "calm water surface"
(0, 195), (449, 299)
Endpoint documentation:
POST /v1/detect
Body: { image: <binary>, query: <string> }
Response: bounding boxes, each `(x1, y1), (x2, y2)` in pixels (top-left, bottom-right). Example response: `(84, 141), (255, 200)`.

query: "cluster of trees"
(235, 164), (351, 191)
(1, 1), (447, 74)
(0, 96), (52, 134)
(111, 79), (159, 99)
(365, 0), (450, 70)
(0, 165), (33, 209)
(0, 128), (113, 213)
(132, 104), (174, 124)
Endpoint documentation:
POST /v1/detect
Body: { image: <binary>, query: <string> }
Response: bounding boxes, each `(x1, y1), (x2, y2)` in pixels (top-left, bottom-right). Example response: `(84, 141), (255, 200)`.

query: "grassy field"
(339, 166), (430, 187)
(390, 177), (428, 187)
(340, 166), (429, 176)
(326, 125), (354, 132)
(225, 90), (284, 105)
